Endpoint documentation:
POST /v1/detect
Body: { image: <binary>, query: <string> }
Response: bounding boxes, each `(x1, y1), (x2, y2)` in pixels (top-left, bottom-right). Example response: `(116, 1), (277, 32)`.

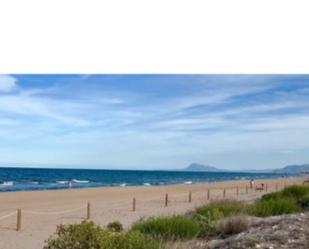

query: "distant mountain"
(272, 164), (309, 174)
(183, 163), (222, 172)
(180, 163), (309, 174)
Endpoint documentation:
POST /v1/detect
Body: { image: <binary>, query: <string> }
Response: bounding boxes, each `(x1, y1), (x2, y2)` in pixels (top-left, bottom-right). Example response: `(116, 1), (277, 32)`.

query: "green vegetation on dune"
(247, 198), (301, 217)
(131, 216), (201, 240)
(193, 185), (309, 218)
(196, 200), (244, 220)
(299, 194), (309, 209)
(281, 185), (309, 199)
(44, 185), (309, 249)
(131, 186), (309, 242)
(191, 214), (216, 237)
(44, 221), (163, 249)
(261, 191), (282, 201)
(262, 185), (309, 201)
(254, 185), (309, 216)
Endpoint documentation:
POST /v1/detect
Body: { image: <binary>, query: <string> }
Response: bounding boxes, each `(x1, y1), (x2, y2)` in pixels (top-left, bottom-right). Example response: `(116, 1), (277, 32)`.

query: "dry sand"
(0, 177), (305, 249)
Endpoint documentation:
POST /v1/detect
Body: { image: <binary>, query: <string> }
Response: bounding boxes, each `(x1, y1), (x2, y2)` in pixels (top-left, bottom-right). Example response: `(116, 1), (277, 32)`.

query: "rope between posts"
(23, 207), (84, 215)
(0, 212), (16, 221)
(2, 183), (300, 217)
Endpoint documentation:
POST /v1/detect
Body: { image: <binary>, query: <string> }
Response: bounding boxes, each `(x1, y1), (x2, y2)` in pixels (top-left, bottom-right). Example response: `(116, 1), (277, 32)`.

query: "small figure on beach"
(250, 179), (254, 189)
(68, 179), (73, 189)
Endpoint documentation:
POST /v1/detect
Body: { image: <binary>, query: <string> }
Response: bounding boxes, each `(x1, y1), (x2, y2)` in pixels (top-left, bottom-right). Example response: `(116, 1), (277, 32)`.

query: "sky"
(0, 74), (309, 170)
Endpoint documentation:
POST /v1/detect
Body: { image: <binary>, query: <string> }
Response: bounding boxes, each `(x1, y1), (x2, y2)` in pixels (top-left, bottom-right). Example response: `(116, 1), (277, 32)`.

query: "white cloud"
(166, 84), (273, 112)
(0, 75), (17, 92)
(1, 75), (309, 169)
(0, 95), (91, 127)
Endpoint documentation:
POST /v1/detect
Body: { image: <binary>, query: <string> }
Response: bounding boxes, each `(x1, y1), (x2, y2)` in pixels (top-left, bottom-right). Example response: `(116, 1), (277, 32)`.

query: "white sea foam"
(143, 183), (151, 186)
(56, 181), (68, 184)
(32, 181), (39, 185)
(0, 181), (13, 187)
(120, 183), (126, 187)
(72, 179), (89, 184)
(184, 181), (192, 185)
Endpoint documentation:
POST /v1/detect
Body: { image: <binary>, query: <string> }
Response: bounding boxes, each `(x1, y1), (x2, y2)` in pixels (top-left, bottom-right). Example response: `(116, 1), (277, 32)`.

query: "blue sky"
(0, 74), (309, 170)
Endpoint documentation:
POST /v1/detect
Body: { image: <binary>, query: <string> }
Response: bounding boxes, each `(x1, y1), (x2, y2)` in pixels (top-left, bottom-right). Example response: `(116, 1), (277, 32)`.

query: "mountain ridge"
(272, 164), (309, 173)
(182, 163), (309, 173)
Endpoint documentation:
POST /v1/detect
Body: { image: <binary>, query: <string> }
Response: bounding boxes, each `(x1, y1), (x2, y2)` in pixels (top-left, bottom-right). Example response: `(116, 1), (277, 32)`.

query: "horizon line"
(0, 163), (305, 172)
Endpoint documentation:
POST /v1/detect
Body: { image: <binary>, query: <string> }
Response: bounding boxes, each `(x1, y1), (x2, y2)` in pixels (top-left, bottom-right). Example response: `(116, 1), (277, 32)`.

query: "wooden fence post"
(236, 186), (239, 195)
(246, 185), (248, 194)
(16, 209), (22, 231)
(207, 189), (210, 200)
(265, 184), (268, 192)
(165, 193), (168, 207)
(132, 198), (136, 212)
(188, 191), (192, 203)
(87, 202), (91, 219)
(223, 188), (226, 198)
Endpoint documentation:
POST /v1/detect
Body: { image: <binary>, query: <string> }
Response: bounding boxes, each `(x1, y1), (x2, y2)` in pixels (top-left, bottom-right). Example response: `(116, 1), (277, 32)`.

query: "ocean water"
(0, 167), (293, 192)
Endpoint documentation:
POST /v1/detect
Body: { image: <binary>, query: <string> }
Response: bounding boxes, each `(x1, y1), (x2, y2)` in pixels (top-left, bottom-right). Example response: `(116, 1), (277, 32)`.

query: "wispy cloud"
(0, 74), (309, 169)
(0, 94), (91, 127)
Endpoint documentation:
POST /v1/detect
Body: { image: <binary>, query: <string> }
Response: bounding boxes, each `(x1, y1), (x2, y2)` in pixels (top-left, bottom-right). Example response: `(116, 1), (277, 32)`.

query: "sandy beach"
(0, 177), (305, 249)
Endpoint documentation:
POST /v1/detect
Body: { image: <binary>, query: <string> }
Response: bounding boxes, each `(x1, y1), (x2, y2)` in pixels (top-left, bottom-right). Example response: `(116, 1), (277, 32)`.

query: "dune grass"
(262, 185), (309, 201)
(196, 200), (244, 220)
(254, 185), (309, 216)
(124, 186), (309, 243)
(281, 185), (309, 201)
(131, 216), (201, 241)
(131, 200), (247, 241)
(247, 198), (301, 217)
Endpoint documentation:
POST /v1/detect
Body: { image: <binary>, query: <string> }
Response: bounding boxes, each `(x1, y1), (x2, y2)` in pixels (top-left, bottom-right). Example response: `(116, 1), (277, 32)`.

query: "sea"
(0, 167), (294, 192)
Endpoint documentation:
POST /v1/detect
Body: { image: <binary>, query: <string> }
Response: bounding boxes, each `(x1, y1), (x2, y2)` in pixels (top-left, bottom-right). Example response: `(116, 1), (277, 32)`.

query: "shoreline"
(0, 175), (305, 202)
(0, 176), (306, 249)
(0, 173), (303, 194)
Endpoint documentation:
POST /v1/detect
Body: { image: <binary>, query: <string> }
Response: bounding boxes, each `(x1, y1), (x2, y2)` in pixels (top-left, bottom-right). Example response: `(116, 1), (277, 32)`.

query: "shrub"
(248, 198), (301, 217)
(131, 216), (201, 241)
(261, 191), (282, 201)
(118, 231), (164, 249)
(198, 207), (224, 221)
(191, 214), (216, 238)
(196, 200), (244, 220)
(44, 221), (163, 249)
(107, 221), (123, 232)
(216, 215), (249, 237)
(262, 186), (309, 202)
(260, 186), (309, 212)
(281, 185), (309, 200)
(44, 221), (105, 249)
(299, 194), (309, 209)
